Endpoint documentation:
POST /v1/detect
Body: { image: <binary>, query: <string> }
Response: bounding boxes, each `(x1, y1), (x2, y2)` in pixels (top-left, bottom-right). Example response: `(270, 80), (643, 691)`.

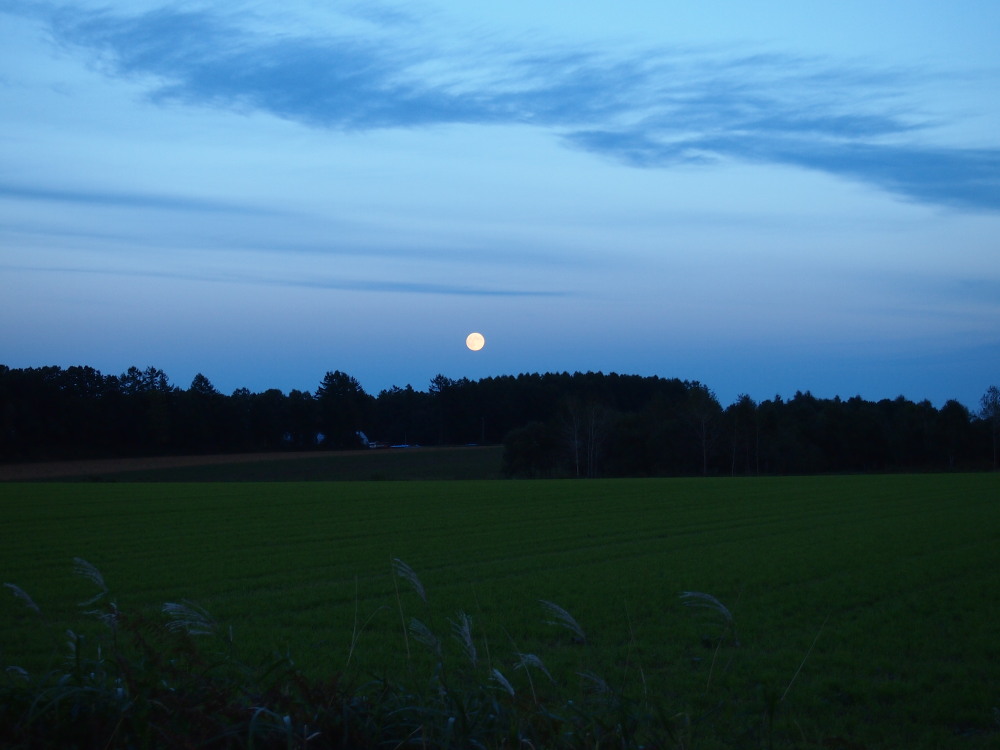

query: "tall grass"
(2, 558), (690, 749)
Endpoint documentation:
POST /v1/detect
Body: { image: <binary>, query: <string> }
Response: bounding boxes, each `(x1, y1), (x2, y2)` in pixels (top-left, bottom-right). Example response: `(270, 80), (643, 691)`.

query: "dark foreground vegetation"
(2, 364), (997, 476)
(1, 562), (685, 750)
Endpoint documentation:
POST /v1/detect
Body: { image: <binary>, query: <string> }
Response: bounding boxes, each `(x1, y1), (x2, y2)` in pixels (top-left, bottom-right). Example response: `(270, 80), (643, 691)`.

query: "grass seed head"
(679, 591), (733, 623)
(409, 617), (442, 658)
(515, 653), (554, 683)
(577, 670), (611, 696)
(72, 557), (108, 606)
(449, 611), (477, 666)
(392, 558), (427, 602)
(87, 600), (119, 630)
(491, 668), (515, 696)
(3, 583), (41, 615)
(163, 600), (217, 636)
(5, 665), (30, 681)
(65, 628), (80, 657)
(540, 599), (586, 643)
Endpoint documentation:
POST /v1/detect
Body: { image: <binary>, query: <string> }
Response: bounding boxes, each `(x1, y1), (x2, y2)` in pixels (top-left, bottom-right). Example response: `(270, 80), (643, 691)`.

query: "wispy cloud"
(0, 182), (280, 214)
(1, 206), (591, 271)
(565, 133), (1000, 211)
(11, 1), (1000, 211)
(285, 276), (569, 297)
(0, 261), (569, 297)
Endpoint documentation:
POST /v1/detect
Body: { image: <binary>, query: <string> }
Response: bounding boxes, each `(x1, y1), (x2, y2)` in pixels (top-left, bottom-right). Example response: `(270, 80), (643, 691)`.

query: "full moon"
(466, 332), (485, 351)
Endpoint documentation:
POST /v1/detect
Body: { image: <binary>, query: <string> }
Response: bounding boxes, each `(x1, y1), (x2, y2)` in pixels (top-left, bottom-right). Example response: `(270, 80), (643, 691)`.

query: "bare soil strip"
(0, 451), (345, 481)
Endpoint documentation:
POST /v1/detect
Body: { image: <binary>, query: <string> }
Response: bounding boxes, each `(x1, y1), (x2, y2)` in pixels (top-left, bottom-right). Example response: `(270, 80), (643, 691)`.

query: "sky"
(2, 0), (998, 409)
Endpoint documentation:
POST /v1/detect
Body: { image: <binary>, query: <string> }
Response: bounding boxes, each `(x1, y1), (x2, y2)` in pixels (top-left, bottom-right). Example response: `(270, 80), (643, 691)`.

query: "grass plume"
(72, 557), (109, 607)
(450, 611), (477, 667)
(408, 617), (442, 659)
(3, 583), (41, 616)
(163, 600), (217, 636)
(392, 558), (427, 602)
(679, 591), (733, 624)
(515, 652), (554, 683)
(540, 599), (586, 643)
(578, 670), (611, 696)
(680, 591), (736, 690)
(491, 668), (515, 696)
(391, 557), (425, 662)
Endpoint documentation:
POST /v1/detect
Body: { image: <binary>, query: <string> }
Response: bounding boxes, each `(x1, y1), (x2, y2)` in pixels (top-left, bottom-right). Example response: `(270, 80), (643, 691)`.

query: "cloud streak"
(12, 1), (1000, 211)
(0, 261), (569, 297)
(0, 182), (280, 214)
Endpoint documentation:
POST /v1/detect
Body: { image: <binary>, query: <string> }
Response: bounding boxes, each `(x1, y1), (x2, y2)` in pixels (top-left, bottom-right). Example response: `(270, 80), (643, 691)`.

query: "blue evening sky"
(2, 0), (998, 408)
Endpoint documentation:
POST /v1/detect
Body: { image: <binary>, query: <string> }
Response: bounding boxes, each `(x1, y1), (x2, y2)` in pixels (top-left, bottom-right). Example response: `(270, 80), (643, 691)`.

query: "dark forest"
(1, 364), (997, 476)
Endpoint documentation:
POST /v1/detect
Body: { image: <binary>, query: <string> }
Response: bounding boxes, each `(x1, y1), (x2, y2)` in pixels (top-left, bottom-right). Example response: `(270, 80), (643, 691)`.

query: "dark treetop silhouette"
(0, 364), (994, 476)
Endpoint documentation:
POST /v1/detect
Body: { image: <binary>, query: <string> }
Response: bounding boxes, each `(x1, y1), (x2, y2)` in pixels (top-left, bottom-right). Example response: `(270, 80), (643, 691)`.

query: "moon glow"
(466, 332), (485, 351)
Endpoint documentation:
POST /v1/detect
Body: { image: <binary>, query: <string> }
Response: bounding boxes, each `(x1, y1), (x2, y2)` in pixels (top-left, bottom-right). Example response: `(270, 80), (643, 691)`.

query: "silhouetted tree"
(938, 400), (973, 470)
(428, 374), (461, 444)
(189, 373), (220, 397)
(286, 389), (318, 449)
(978, 386), (1000, 469)
(316, 371), (371, 449)
(120, 366), (172, 395)
(685, 382), (722, 476)
(246, 388), (294, 451)
(560, 396), (616, 478)
(113, 366), (177, 453)
(178, 374), (227, 453)
(0, 363), (992, 472)
(726, 394), (758, 476)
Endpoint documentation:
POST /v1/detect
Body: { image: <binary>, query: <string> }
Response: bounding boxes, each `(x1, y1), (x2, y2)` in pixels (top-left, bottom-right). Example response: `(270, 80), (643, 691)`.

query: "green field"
(2, 474), (998, 748)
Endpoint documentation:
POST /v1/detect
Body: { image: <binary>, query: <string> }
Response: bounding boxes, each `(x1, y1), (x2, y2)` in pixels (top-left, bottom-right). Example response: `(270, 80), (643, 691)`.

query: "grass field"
(2, 473), (998, 748)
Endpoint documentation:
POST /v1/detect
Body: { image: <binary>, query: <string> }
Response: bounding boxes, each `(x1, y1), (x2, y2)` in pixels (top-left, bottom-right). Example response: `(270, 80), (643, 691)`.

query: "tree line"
(1, 364), (997, 476)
